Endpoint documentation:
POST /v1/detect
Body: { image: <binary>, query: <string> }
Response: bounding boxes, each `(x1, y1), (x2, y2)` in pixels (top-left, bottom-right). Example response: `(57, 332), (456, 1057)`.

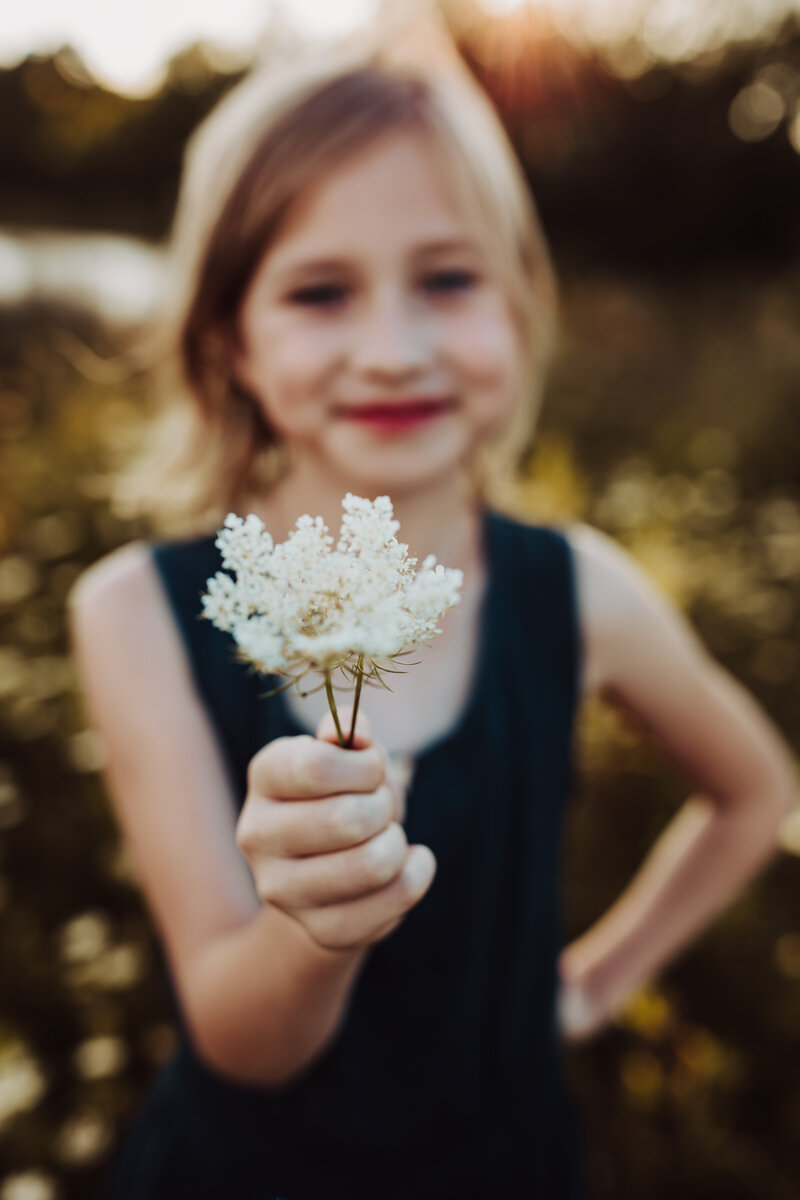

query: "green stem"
(346, 656), (364, 749)
(324, 670), (345, 747)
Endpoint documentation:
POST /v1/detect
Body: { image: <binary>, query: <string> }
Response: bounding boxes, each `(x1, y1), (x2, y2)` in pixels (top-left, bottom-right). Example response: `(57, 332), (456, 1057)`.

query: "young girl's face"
(233, 127), (524, 497)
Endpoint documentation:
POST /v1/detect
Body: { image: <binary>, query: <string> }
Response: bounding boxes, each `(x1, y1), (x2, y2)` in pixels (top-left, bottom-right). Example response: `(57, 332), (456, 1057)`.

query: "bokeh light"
(0, 1172), (60, 1200)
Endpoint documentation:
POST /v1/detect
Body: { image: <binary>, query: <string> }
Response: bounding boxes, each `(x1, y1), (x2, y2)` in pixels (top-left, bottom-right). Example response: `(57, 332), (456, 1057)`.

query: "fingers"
(255, 821), (410, 908)
(240, 720), (431, 952)
(243, 804), (436, 917)
(239, 785), (396, 859)
(315, 707), (410, 824)
(293, 844), (437, 950)
(249, 734), (385, 800)
(384, 752), (413, 824)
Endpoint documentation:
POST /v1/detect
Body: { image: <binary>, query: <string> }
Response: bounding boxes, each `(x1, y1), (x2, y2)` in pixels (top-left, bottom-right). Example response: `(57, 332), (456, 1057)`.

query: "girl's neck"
(244, 459), (484, 574)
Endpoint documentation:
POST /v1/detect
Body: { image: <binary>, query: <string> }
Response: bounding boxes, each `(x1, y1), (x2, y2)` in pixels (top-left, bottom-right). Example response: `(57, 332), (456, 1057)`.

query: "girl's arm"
(68, 545), (370, 1086)
(557, 524), (795, 1040)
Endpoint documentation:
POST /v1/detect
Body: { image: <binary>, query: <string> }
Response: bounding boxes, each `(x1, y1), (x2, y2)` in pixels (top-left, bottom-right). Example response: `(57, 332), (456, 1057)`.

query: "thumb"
(315, 705), (373, 750)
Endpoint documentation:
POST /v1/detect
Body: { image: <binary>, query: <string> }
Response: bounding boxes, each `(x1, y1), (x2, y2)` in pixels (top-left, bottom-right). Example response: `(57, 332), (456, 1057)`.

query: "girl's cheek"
(254, 344), (339, 437)
(272, 323), (346, 383)
(255, 376), (316, 440)
(250, 324), (337, 390)
(447, 305), (519, 387)
(455, 314), (523, 431)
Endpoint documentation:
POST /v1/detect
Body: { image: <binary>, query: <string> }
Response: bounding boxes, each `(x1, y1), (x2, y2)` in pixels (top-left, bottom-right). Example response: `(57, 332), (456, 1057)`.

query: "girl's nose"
(350, 289), (430, 382)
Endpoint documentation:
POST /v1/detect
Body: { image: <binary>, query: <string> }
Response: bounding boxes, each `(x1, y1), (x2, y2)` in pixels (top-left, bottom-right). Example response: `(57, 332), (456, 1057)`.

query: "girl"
(68, 22), (794, 1200)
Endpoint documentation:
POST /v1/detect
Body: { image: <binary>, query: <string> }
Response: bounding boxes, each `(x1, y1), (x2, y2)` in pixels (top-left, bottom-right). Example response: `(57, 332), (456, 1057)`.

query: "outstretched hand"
(237, 707), (436, 953)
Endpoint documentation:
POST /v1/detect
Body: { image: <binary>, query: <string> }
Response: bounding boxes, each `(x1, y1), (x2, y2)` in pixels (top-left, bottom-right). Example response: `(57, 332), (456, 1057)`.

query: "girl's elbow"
(186, 1010), (272, 1086)
(746, 769), (796, 848)
(726, 744), (797, 820)
(189, 1021), (238, 1080)
(185, 1000), (303, 1089)
(172, 970), (256, 1084)
(763, 753), (797, 818)
(177, 989), (234, 1078)
(710, 762), (795, 842)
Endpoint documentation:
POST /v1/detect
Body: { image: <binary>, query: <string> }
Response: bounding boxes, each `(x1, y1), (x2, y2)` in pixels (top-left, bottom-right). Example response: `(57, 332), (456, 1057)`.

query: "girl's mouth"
(335, 398), (457, 434)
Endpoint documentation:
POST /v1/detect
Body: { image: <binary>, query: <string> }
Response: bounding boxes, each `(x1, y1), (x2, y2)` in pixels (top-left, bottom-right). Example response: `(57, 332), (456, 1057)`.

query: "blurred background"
(1, 0), (800, 1197)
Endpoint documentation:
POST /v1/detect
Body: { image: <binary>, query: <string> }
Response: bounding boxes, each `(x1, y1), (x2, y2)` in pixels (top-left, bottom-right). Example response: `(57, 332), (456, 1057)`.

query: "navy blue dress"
(105, 509), (589, 1200)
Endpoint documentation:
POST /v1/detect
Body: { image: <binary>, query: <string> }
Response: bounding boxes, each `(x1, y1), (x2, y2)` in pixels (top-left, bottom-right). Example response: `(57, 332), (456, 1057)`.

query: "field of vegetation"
(1, 11), (799, 1197)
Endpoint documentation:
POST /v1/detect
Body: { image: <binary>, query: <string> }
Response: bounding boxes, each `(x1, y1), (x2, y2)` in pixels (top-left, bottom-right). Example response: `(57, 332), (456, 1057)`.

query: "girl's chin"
(326, 426), (477, 483)
(333, 451), (474, 496)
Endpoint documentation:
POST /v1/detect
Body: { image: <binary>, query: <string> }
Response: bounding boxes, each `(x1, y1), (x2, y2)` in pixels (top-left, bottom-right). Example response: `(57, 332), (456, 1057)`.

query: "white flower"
(200, 494), (463, 692)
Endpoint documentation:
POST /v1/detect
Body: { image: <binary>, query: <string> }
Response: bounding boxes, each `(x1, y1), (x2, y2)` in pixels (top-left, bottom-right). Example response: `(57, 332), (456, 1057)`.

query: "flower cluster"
(200, 495), (463, 738)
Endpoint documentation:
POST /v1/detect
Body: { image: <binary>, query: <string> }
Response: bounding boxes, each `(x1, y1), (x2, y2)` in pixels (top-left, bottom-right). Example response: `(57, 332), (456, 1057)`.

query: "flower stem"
(346, 657), (364, 749)
(324, 670), (346, 747)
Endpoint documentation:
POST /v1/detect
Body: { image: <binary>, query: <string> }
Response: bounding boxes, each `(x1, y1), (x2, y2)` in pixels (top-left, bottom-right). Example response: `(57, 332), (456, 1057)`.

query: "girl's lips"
(335, 398), (456, 433)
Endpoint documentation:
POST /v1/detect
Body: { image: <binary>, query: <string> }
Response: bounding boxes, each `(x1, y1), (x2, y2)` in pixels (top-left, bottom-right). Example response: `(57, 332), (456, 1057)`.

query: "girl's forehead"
(262, 129), (485, 271)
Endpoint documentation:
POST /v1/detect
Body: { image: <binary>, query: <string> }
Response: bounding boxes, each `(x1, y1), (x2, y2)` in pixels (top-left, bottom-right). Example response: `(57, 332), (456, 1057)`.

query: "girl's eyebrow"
(272, 238), (483, 284)
(412, 236), (482, 256)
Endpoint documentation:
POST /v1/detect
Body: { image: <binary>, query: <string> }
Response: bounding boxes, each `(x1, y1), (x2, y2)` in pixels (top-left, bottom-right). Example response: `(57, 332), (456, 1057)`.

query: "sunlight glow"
(0, 0), (268, 96)
(275, 0), (379, 38)
(0, 0), (380, 95)
(480, 0), (800, 61)
(2, 0), (799, 96)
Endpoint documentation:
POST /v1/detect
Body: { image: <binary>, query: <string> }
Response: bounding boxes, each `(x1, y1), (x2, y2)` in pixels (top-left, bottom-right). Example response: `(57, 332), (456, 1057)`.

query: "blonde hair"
(113, 21), (559, 537)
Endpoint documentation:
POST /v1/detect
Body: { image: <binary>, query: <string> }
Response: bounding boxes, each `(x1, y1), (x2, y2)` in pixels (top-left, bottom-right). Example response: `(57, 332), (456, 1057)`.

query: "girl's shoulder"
(491, 515), (699, 700)
(557, 519), (712, 705)
(68, 539), (154, 621)
(68, 531), (217, 618)
(67, 536), (213, 699)
(67, 540), (190, 745)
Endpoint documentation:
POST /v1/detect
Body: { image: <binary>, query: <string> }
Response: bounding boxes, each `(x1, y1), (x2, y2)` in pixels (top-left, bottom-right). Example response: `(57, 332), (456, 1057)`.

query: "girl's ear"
(231, 347), (257, 398)
(208, 323), (256, 398)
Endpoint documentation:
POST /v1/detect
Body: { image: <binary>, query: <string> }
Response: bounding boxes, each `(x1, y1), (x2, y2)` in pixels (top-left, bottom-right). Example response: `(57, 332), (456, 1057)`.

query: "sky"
(1, 0), (798, 95)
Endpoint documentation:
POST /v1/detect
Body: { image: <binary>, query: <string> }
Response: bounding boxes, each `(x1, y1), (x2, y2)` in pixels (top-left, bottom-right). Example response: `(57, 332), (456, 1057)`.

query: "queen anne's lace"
(200, 494), (463, 687)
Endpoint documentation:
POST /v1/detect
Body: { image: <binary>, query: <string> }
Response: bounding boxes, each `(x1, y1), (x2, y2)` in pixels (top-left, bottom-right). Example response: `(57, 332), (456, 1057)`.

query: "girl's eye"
(423, 269), (478, 294)
(286, 271), (477, 307)
(288, 283), (348, 307)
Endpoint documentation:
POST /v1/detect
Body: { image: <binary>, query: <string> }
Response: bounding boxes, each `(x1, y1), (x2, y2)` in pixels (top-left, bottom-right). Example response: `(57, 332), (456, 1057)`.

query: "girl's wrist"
(556, 951), (619, 1042)
(556, 976), (598, 1041)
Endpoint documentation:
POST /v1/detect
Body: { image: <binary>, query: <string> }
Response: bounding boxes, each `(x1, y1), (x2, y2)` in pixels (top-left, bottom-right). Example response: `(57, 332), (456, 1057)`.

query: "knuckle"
(337, 796), (370, 842)
(247, 739), (285, 795)
(337, 788), (392, 842)
(375, 785), (394, 824)
(246, 757), (264, 798)
(235, 810), (256, 855)
(254, 863), (280, 906)
(237, 796), (279, 858)
(294, 738), (333, 793)
(362, 822), (406, 886)
(362, 748), (386, 790)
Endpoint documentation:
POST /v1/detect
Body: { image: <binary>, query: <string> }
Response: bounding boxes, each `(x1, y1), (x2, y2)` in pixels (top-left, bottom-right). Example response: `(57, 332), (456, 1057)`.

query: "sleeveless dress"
(105, 509), (590, 1200)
